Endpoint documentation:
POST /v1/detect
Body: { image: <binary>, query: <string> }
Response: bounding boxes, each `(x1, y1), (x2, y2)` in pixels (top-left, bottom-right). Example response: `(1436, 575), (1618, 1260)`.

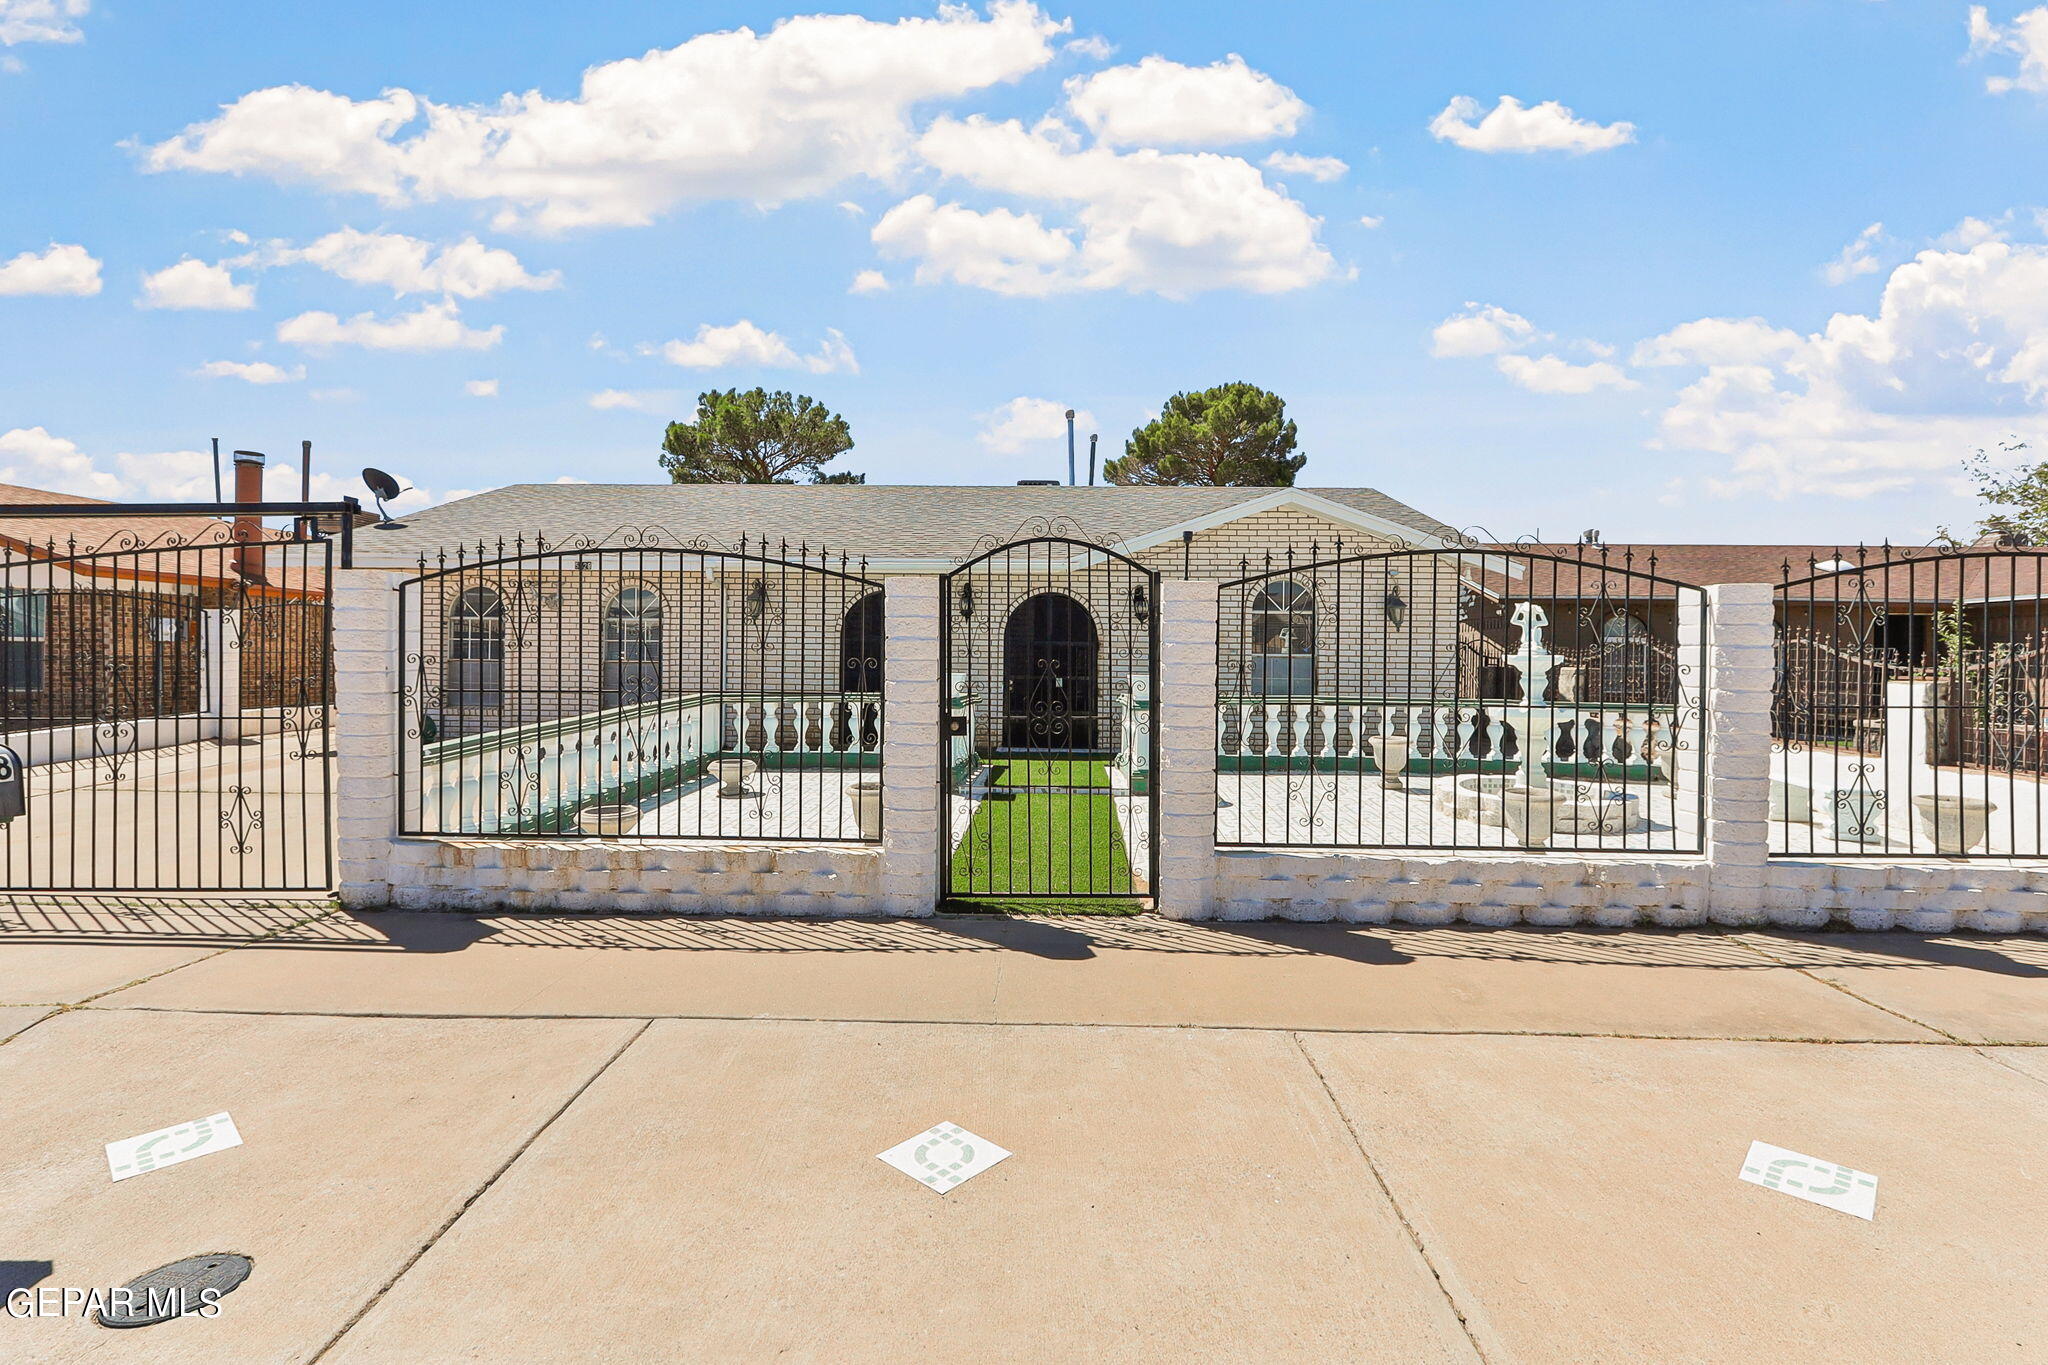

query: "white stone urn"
(1498, 784), (1564, 848)
(1912, 793), (1997, 855)
(1373, 734), (1412, 789)
(850, 780), (883, 840)
(708, 757), (760, 797)
(576, 803), (640, 836)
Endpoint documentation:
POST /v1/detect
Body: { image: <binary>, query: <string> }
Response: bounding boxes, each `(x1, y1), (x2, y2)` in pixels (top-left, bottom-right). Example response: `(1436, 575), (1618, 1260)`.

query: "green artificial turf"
(983, 755), (1112, 789)
(949, 790), (1136, 898)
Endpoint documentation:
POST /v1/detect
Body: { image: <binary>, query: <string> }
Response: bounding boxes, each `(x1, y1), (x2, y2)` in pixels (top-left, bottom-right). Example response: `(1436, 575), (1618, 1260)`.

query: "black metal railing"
(0, 503), (349, 892)
(1217, 543), (1706, 853)
(1773, 545), (2048, 858)
(397, 532), (883, 842)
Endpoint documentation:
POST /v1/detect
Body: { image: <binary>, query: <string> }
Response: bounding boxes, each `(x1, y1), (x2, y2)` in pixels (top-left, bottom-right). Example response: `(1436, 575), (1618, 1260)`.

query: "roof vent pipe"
(1065, 408), (1076, 486)
(1088, 433), (1097, 486)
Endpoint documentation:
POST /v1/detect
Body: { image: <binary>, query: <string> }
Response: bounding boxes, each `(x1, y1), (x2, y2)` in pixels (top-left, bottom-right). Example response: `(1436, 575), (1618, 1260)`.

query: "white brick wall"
(330, 564), (2048, 932)
(1155, 580), (1217, 919)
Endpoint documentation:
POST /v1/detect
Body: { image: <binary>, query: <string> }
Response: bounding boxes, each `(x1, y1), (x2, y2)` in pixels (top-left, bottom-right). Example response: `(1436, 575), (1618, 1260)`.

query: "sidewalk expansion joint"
(1289, 1030), (1492, 1364)
(1717, 929), (1967, 1043)
(308, 1017), (653, 1363)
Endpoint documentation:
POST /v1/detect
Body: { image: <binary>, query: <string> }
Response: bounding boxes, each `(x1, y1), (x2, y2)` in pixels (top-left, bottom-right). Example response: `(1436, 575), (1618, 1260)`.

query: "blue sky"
(4, 1), (2048, 544)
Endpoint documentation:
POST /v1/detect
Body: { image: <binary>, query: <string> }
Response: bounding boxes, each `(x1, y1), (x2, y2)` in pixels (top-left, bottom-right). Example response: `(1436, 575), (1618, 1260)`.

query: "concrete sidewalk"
(2, 908), (2045, 1362)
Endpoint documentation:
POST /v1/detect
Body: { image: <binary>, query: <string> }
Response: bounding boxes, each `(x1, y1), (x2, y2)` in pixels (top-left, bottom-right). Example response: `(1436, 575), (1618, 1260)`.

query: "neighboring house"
(0, 481), (329, 727)
(355, 482), (1466, 747)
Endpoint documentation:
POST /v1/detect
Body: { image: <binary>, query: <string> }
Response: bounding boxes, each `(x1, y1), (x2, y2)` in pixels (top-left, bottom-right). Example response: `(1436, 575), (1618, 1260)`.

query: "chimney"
(232, 450), (267, 585)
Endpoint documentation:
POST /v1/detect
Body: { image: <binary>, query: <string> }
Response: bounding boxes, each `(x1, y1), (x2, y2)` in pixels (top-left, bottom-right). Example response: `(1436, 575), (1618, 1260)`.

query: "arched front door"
(1002, 592), (1098, 749)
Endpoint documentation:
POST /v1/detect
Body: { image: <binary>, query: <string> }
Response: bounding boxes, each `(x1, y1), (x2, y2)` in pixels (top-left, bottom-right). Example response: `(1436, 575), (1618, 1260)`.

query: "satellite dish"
(362, 467), (408, 529)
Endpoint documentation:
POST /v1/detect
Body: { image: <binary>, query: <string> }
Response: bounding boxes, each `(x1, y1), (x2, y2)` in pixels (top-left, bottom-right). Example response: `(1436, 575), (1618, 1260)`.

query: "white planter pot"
(1912, 793), (1997, 855)
(1769, 782), (1814, 825)
(708, 757), (760, 797)
(1373, 735), (1411, 789)
(850, 780), (883, 840)
(1498, 785), (1563, 848)
(577, 803), (640, 837)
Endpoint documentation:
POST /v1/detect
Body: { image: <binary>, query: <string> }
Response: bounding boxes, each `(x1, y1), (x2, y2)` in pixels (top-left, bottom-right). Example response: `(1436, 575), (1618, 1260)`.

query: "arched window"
(1602, 612), (1646, 643)
(1250, 580), (1315, 696)
(446, 586), (504, 709)
(841, 593), (884, 693)
(602, 587), (664, 707)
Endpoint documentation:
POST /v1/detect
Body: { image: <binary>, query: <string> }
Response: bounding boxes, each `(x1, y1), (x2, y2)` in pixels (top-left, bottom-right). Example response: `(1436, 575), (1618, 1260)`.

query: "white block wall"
(1155, 580), (1218, 919)
(328, 566), (2048, 931)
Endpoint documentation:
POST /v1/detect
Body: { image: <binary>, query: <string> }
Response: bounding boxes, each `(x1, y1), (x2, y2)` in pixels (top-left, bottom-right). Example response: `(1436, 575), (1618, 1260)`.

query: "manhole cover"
(96, 1253), (252, 1328)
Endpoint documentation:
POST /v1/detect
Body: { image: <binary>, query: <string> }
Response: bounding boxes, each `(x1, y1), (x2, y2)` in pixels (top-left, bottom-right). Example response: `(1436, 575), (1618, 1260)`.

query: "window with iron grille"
(601, 585), (663, 707)
(1, 591), (46, 693)
(1250, 579), (1314, 696)
(445, 585), (504, 710)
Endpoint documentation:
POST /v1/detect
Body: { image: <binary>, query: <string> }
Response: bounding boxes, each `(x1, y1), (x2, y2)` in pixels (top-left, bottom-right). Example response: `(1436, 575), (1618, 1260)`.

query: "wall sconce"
(957, 582), (976, 621)
(745, 580), (768, 622)
(1384, 577), (1407, 630)
(1131, 584), (1151, 623)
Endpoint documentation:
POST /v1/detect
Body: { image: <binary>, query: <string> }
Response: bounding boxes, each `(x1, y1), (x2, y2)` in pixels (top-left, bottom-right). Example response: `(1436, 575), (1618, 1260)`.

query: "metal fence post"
(333, 569), (400, 909)
(1156, 579), (1218, 919)
(1702, 583), (1775, 924)
(880, 575), (940, 915)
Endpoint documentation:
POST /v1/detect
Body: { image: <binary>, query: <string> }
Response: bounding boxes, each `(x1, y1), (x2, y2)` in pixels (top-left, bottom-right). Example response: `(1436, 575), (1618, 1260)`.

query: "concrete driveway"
(2, 905), (2044, 1362)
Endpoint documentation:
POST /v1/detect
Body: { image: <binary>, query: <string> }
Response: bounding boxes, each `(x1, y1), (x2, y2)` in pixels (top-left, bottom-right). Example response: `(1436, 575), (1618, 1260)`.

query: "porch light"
(958, 582), (976, 621)
(745, 580), (768, 622)
(1384, 580), (1408, 630)
(1131, 584), (1151, 624)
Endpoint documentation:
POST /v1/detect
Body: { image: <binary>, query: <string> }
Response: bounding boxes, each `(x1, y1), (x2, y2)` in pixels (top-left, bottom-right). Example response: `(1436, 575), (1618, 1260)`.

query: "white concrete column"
(879, 575), (940, 916)
(1155, 579), (1218, 920)
(332, 569), (401, 909)
(1701, 583), (1775, 924)
(200, 608), (243, 741)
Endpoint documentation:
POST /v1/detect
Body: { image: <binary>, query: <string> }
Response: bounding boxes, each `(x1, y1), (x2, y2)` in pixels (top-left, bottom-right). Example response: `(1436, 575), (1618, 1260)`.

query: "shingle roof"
(355, 483), (1462, 564)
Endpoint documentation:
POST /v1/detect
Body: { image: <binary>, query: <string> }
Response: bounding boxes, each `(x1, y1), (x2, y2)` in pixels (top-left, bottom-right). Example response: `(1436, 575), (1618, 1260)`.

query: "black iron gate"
(940, 533), (1159, 902)
(0, 500), (352, 892)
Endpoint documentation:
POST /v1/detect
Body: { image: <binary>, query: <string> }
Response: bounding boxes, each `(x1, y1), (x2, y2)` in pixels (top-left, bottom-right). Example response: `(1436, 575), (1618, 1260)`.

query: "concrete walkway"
(2, 905), (2046, 1361)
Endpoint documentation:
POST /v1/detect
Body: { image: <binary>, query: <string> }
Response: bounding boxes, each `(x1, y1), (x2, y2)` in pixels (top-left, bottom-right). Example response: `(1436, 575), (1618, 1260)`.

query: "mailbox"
(0, 745), (21, 824)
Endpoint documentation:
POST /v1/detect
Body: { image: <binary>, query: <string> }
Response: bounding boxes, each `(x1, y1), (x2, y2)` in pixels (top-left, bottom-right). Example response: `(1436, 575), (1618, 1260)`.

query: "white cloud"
(0, 426), (120, 496)
(589, 388), (679, 413)
(272, 228), (557, 298)
(1430, 303), (1536, 358)
(1494, 353), (1636, 395)
(0, 0), (88, 46)
(654, 319), (858, 374)
(1357, 213), (1383, 229)
(196, 359), (304, 384)
(877, 116), (1335, 298)
(849, 268), (890, 294)
(142, 3), (1064, 231)
(138, 257), (254, 310)
(1263, 150), (1347, 182)
(464, 378), (499, 397)
(277, 299), (503, 351)
(1064, 34), (1113, 60)
(1822, 221), (1884, 285)
(837, 201), (866, 216)
(978, 396), (1093, 453)
(1641, 235), (2048, 498)
(1064, 54), (1306, 147)
(1428, 95), (1635, 154)
(1969, 5), (2048, 93)
(1631, 317), (1804, 367)
(1940, 215), (2008, 249)
(0, 241), (100, 295)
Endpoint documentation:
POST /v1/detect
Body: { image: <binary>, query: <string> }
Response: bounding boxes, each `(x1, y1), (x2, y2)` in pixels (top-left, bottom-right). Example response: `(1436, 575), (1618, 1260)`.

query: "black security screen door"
(940, 532), (1158, 904)
(1002, 592), (1099, 748)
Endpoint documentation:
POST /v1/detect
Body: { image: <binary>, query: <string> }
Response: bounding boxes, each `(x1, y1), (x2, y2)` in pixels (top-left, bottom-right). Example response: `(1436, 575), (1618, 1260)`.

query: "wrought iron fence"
(398, 532), (883, 842)
(1217, 543), (1705, 853)
(0, 503), (346, 891)
(1773, 545), (2048, 858)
